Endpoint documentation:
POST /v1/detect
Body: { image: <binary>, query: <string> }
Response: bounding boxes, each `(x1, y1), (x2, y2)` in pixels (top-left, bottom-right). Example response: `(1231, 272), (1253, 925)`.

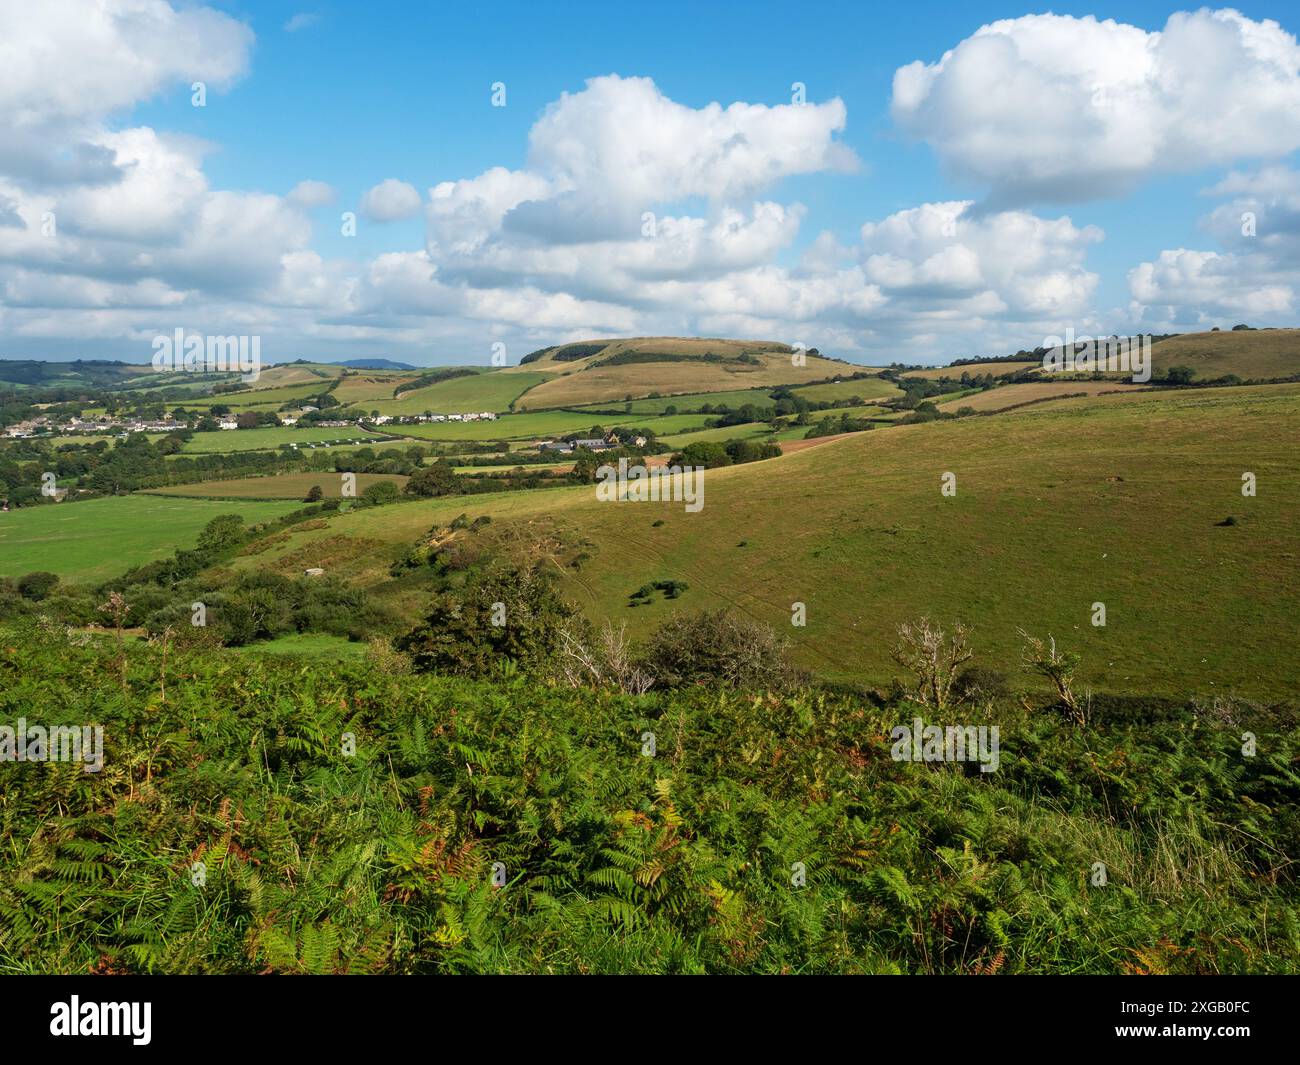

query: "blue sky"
(3, 1), (1300, 365)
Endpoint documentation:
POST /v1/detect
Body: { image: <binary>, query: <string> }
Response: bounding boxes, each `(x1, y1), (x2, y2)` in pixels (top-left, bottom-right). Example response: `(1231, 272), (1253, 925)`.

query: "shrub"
(17, 571), (59, 601)
(671, 441), (732, 469)
(404, 460), (460, 498)
(359, 480), (401, 507)
(395, 562), (577, 676)
(953, 666), (1011, 702)
(640, 609), (798, 690)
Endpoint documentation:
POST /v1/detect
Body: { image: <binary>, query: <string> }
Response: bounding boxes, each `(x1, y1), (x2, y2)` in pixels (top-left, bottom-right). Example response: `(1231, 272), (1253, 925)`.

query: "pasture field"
(514, 349), (854, 409)
(788, 377), (903, 403)
(179, 426), (389, 453)
(939, 381), (1145, 412)
(516, 336), (794, 375)
(1144, 328), (1300, 381)
(453, 462), (573, 474)
(656, 421), (782, 447)
(27, 433), (167, 448)
(144, 472), (408, 500)
(903, 360), (1041, 380)
(658, 419), (859, 448)
(248, 364), (343, 387)
(573, 387), (780, 414)
(181, 383), (327, 410)
(0, 495), (300, 583)
(622, 413), (715, 434)
(919, 388), (982, 406)
(236, 382), (1300, 697)
(329, 372), (421, 407)
(376, 369), (545, 416)
(383, 409), (627, 442)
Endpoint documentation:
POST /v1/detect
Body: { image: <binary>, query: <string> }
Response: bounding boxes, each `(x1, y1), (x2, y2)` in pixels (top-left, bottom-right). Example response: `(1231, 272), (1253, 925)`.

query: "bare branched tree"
(890, 618), (973, 711)
(1017, 629), (1086, 727)
(557, 620), (654, 695)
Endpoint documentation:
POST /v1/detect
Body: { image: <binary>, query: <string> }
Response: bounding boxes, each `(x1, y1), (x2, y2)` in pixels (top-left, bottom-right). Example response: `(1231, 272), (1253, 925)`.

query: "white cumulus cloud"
(892, 9), (1300, 205)
(360, 179), (423, 222)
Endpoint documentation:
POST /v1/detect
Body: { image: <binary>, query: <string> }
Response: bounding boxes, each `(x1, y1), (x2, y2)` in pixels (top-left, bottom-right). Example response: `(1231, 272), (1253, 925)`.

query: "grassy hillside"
(937, 381), (1145, 412)
(1146, 329), (1300, 382)
(902, 330), (1300, 385)
(573, 388), (780, 415)
(181, 383), (328, 410)
(790, 378), (903, 403)
(904, 361), (1041, 381)
(512, 338), (854, 410)
(234, 382), (1300, 698)
(330, 372), (423, 408)
(0, 359), (158, 390)
(145, 472), (409, 500)
(376, 370), (545, 416)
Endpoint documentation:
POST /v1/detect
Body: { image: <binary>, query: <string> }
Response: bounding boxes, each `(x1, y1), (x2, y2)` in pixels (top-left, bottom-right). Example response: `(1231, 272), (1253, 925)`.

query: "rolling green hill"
(5, 334), (1299, 701)
(511, 337), (856, 409)
(375, 369), (545, 416)
(229, 381), (1300, 698)
(1146, 328), (1300, 381)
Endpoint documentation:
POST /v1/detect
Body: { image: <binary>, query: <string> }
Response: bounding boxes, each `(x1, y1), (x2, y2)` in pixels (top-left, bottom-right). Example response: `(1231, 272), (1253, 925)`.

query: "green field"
(453, 462), (572, 474)
(657, 421), (782, 447)
(903, 361), (1041, 381)
(385, 409), (627, 442)
(236, 382), (1300, 698)
(23, 433), (167, 449)
(145, 472), (408, 500)
(575, 388), (780, 415)
(180, 426), (390, 453)
(624, 413), (715, 434)
(375, 370), (545, 416)
(329, 372), (421, 408)
(229, 631), (368, 659)
(180, 383), (328, 410)
(0, 496), (300, 583)
(788, 377), (903, 403)
(514, 343), (854, 409)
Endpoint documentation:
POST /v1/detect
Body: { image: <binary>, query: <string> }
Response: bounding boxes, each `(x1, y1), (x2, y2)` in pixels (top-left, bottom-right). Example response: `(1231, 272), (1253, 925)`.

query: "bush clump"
(640, 609), (799, 690)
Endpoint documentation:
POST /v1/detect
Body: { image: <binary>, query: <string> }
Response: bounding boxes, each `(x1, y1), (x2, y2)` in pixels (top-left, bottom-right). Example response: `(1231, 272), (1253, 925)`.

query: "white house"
(281, 415), (299, 426)
(218, 419), (239, 430)
(371, 414), (392, 425)
(478, 411), (497, 421)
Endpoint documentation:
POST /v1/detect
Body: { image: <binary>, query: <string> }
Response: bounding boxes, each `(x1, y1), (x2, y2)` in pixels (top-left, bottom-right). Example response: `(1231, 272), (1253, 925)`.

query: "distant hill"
(328, 358), (418, 370)
(906, 327), (1300, 384)
(0, 359), (154, 390)
(1146, 328), (1300, 382)
(509, 336), (854, 409)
